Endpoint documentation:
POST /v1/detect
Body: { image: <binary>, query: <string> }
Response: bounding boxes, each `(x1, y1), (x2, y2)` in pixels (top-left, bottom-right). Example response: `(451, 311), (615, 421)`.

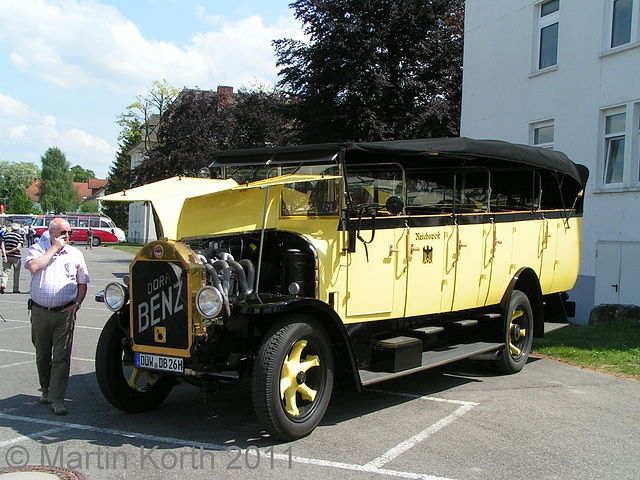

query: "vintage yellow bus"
(96, 138), (588, 440)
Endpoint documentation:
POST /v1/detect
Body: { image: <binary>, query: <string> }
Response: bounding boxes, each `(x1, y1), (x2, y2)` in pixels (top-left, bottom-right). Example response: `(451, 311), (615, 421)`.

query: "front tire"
(95, 313), (175, 412)
(252, 314), (334, 441)
(495, 290), (534, 374)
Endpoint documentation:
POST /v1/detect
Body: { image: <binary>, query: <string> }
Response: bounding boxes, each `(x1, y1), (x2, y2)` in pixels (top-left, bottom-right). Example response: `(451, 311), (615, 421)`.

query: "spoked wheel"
(495, 290), (534, 374)
(252, 314), (334, 441)
(95, 313), (175, 412)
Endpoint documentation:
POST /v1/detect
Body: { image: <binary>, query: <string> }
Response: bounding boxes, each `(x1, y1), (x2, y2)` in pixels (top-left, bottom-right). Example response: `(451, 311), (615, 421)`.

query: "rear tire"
(252, 314), (334, 440)
(495, 290), (534, 374)
(92, 236), (101, 247)
(95, 313), (175, 412)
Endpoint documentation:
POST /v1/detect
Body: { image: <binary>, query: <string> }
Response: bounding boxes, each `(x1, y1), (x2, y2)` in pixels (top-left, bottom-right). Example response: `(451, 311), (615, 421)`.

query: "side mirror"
(385, 195), (404, 215)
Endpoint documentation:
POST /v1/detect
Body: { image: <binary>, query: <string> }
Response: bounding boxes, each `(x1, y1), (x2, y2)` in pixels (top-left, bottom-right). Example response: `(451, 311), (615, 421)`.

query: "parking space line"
(364, 402), (476, 469)
(0, 348), (93, 363)
(0, 326), (29, 332)
(0, 411), (460, 480)
(0, 361), (33, 369)
(0, 319), (102, 331)
(0, 427), (69, 448)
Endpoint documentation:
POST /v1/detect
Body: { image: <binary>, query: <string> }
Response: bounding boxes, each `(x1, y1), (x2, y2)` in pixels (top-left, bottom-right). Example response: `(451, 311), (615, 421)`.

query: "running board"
(544, 322), (569, 334)
(360, 341), (505, 386)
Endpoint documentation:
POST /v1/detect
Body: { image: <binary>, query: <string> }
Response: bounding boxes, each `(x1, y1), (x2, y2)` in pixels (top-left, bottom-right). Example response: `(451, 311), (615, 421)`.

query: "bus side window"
(90, 219), (100, 228)
(100, 220), (110, 228)
(79, 219), (88, 228)
(69, 219), (78, 227)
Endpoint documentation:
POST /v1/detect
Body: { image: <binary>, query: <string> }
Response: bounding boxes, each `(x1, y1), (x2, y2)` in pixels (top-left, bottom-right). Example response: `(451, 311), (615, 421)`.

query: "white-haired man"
(25, 217), (90, 415)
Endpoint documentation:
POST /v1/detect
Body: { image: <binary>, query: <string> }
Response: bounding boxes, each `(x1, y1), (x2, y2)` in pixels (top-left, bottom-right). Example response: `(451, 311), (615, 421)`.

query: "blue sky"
(0, 0), (305, 178)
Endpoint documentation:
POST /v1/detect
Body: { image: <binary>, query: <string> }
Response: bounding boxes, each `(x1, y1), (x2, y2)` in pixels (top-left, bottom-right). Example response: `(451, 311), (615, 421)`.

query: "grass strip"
(533, 319), (640, 380)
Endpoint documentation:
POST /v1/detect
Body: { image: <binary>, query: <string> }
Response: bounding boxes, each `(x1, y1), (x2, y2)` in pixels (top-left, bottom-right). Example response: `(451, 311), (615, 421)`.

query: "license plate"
(135, 353), (184, 374)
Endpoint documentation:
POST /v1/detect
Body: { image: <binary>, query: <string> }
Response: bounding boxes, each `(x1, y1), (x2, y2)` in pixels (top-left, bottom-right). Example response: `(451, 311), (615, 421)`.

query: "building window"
(604, 112), (626, 185)
(537, 0), (560, 70)
(612, 0), (633, 47)
(532, 122), (555, 149)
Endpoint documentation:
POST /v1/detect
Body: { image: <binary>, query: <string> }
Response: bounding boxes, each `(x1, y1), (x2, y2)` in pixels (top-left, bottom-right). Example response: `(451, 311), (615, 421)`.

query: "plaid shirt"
(24, 240), (90, 308)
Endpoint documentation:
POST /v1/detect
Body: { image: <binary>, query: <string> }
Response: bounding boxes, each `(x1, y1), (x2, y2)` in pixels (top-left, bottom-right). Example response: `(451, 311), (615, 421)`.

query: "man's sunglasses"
(59, 230), (72, 235)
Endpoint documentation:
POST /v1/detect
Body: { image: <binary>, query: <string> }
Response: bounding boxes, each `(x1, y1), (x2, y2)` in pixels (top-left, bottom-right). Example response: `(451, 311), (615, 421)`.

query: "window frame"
(597, 104), (640, 192)
(530, 120), (555, 150)
(534, 0), (560, 72)
(604, 0), (640, 53)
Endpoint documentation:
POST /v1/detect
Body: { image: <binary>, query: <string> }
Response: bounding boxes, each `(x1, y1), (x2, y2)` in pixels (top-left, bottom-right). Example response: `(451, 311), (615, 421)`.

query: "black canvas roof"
(209, 137), (588, 187)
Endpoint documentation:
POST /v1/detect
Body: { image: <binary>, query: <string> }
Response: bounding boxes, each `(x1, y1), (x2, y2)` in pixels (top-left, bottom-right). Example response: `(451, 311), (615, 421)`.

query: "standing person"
(86, 227), (94, 250)
(24, 218), (90, 415)
(1, 223), (23, 294)
(28, 225), (36, 246)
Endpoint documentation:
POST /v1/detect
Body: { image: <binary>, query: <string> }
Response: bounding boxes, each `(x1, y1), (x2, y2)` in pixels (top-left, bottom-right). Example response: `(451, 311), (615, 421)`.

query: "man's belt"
(30, 300), (74, 312)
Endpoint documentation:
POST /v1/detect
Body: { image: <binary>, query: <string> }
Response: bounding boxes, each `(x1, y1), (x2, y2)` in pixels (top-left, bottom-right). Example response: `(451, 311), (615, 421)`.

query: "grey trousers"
(30, 306), (76, 403)
(1, 256), (21, 291)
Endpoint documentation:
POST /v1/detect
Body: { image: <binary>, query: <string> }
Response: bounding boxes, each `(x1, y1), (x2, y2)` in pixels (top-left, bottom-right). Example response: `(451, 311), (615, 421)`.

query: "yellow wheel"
(496, 290), (534, 374)
(253, 314), (334, 440)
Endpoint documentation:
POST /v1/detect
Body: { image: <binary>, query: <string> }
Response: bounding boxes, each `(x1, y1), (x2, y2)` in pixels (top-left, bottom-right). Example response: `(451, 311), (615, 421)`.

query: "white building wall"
(461, 0), (640, 324)
(127, 146), (157, 244)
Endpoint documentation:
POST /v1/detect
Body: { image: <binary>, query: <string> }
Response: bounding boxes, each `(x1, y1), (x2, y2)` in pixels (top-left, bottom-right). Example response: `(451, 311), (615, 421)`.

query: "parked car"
(30, 213), (126, 246)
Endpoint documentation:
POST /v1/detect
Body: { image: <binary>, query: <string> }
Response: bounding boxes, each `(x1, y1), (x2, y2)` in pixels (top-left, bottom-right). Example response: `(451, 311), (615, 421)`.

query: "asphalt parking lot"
(1, 245), (639, 479)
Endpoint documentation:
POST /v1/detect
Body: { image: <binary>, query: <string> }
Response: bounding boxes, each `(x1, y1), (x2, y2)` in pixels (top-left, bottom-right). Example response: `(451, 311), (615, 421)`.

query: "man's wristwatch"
(74, 302), (81, 309)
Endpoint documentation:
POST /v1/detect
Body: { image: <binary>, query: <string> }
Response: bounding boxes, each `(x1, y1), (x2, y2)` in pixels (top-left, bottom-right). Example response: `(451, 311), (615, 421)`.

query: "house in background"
(460, 0), (640, 324)
(126, 85), (234, 244)
(26, 178), (108, 211)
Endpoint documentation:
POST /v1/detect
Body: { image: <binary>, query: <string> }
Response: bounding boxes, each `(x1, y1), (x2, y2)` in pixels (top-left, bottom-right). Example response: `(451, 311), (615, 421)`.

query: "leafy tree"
(134, 86), (298, 184)
(38, 147), (80, 213)
(7, 189), (40, 214)
(80, 201), (99, 212)
(0, 161), (40, 210)
(118, 79), (179, 148)
(70, 165), (96, 182)
(274, 0), (464, 143)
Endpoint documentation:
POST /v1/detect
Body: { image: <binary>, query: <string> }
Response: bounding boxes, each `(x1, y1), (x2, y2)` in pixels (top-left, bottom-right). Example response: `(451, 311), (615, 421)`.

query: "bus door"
(344, 165), (407, 319)
(538, 212), (559, 293)
(445, 169), (489, 312)
(480, 214), (514, 307)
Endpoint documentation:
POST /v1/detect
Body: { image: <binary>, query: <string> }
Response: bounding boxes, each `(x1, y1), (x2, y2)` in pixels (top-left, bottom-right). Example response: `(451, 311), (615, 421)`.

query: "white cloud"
(0, 0), (305, 94)
(0, 102), (116, 176)
(0, 93), (33, 122)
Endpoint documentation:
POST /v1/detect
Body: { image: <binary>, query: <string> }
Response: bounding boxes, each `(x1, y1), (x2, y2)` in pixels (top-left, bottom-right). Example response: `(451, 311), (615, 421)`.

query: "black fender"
(500, 267), (544, 338)
(236, 294), (362, 390)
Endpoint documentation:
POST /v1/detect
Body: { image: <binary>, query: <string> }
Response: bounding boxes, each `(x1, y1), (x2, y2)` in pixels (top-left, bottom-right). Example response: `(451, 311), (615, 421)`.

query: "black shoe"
(0, 286), (4, 294)
(50, 402), (68, 415)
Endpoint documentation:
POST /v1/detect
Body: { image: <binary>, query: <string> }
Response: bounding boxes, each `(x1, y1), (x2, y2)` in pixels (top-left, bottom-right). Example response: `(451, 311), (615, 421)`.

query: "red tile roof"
(25, 179), (108, 202)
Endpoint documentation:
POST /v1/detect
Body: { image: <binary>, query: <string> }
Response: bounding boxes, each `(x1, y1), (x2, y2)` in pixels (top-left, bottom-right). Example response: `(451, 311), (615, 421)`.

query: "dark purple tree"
(274, 0), (464, 143)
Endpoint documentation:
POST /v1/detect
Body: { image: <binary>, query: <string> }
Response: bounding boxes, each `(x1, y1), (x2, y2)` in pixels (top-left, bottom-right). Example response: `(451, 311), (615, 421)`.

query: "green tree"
(70, 165), (96, 182)
(118, 79), (179, 148)
(0, 161), (40, 211)
(80, 201), (99, 212)
(274, 0), (464, 142)
(39, 147), (80, 213)
(7, 189), (40, 214)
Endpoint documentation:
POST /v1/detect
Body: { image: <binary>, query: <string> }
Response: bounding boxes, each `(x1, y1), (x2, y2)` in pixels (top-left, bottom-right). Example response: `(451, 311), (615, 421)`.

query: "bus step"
(474, 313), (502, 320)
(360, 341), (505, 386)
(409, 326), (444, 336)
(371, 336), (423, 373)
(449, 319), (478, 328)
(544, 322), (569, 334)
